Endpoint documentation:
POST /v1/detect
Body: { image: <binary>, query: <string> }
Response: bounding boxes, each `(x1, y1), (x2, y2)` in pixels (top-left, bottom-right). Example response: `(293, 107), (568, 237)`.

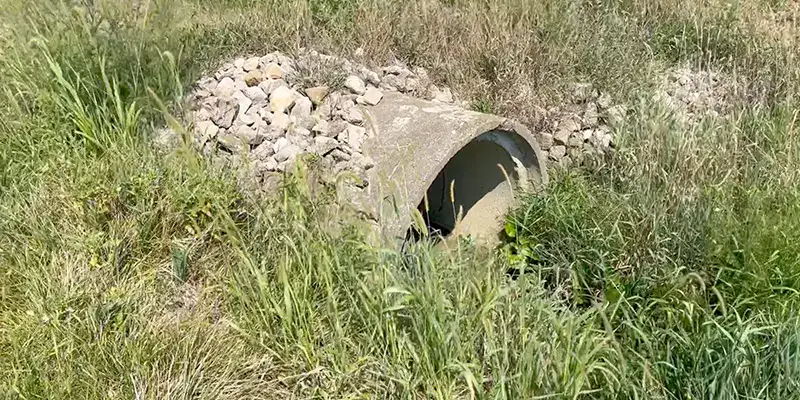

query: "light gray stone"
(572, 83), (596, 102)
(584, 102), (599, 126)
(327, 120), (348, 138)
(194, 107), (212, 122)
(210, 62), (230, 75)
(235, 124), (262, 145)
(257, 124), (283, 142)
(243, 86), (268, 104)
(313, 136), (338, 156)
(238, 111), (256, 126)
(344, 124), (367, 153)
(558, 117), (581, 133)
(286, 125), (312, 146)
(554, 128), (571, 146)
(215, 77), (236, 98)
(590, 130), (603, 147)
(198, 77), (218, 92)
(257, 107), (272, 122)
(218, 132), (246, 153)
(312, 119), (330, 137)
(381, 74), (403, 91)
(271, 112), (291, 132)
(538, 132), (553, 150)
(243, 57), (260, 72)
(252, 160), (270, 177)
(426, 84), (440, 100)
(295, 116), (316, 131)
(384, 65), (407, 75)
(234, 80), (248, 92)
(343, 107), (364, 125)
(344, 75), (366, 95)
(269, 86), (298, 113)
(433, 87), (453, 103)
(329, 149), (351, 162)
(351, 153), (375, 170)
(195, 120), (219, 145)
(413, 66), (429, 82)
(211, 98), (237, 129)
(275, 143), (301, 162)
(312, 102), (332, 120)
(278, 57), (295, 74)
(260, 54), (277, 67)
(244, 70), (262, 87)
(232, 91), (252, 115)
(192, 89), (212, 101)
(549, 145), (567, 160)
(404, 78), (420, 93)
(568, 133), (583, 148)
(273, 137), (290, 153)
(324, 92), (342, 110)
(264, 156), (278, 172)
(360, 67), (381, 86)
(290, 96), (313, 121)
(337, 96), (356, 111)
(568, 147), (584, 165)
(264, 63), (283, 79)
(597, 93), (612, 109)
(601, 133), (613, 148)
(252, 141), (275, 160)
(259, 79), (287, 96)
(339, 144), (354, 155)
(358, 87), (383, 106)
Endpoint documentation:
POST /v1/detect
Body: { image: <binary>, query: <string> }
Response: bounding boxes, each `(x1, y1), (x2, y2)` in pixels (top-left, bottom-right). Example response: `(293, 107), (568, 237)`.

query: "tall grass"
(1, 0), (800, 398)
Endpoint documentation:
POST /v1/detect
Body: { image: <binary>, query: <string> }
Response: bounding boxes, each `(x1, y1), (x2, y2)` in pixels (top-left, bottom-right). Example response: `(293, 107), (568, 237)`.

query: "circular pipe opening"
(407, 130), (537, 242)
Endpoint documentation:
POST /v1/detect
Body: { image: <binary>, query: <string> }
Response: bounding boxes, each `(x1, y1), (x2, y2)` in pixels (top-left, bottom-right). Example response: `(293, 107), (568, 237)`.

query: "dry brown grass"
(2, 0), (800, 398)
(173, 0), (798, 127)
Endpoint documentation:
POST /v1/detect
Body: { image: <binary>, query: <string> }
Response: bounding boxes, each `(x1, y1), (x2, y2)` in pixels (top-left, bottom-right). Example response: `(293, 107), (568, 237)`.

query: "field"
(1, 0), (800, 398)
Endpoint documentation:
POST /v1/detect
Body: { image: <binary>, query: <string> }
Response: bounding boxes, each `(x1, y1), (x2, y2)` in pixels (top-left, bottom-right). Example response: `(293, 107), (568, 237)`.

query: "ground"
(1, 0), (800, 399)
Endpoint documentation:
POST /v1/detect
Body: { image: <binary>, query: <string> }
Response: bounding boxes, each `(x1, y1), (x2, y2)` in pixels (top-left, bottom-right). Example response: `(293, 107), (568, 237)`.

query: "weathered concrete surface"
(358, 92), (548, 239)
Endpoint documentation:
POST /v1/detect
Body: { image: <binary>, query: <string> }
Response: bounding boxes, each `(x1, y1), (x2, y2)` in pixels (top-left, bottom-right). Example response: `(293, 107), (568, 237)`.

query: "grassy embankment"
(1, 0), (799, 398)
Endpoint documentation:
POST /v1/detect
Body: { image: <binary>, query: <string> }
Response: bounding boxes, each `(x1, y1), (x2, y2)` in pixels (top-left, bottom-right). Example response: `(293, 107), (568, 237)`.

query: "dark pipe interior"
(406, 133), (519, 241)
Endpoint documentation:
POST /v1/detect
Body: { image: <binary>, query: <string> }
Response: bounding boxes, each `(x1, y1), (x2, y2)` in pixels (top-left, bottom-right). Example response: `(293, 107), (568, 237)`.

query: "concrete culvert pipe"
(356, 92), (548, 242)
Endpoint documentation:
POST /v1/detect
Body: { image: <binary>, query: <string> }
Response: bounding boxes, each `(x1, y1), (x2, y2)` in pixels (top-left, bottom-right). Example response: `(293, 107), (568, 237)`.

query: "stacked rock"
(183, 50), (623, 188)
(536, 83), (623, 169)
(186, 50), (457, 189)
(652, 66), (736, 126)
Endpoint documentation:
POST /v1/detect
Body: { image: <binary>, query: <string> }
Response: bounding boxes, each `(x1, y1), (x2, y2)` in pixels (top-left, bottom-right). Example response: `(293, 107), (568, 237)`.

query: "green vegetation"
(1, 0), (799, 398)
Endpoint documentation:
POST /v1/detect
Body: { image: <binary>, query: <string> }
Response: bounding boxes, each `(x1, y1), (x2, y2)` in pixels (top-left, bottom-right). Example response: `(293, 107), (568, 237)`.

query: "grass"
(1, 0), (800, 398)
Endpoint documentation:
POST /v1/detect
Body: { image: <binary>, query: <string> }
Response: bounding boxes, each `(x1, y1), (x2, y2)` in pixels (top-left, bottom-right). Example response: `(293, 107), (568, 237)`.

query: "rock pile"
(535, 83), (623, 169)
(653, 66), (737, 125)
(181, 50), (623, 192)
(186, 50), (458, 190)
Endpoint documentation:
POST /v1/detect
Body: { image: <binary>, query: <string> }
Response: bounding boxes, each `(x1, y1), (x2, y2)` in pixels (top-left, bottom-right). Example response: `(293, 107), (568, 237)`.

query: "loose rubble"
(652, 66), (737, 125)
(176, 50), (623, 195)
(534, 83), (622, 169)
(183, 50), (460, 192)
